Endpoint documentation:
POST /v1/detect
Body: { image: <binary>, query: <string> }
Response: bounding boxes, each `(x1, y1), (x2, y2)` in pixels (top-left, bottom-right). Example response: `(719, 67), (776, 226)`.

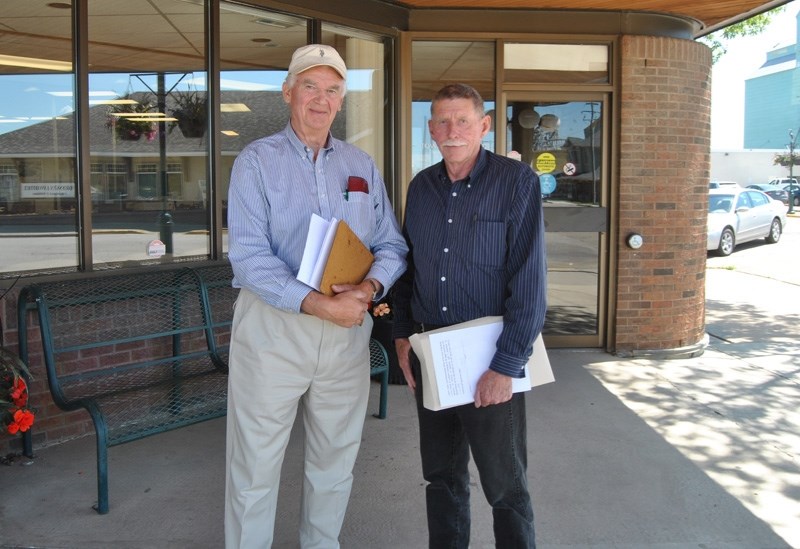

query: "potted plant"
(106, 94), (157, 141)
(169, 88), (207, 138)
(1, 347), (34, 437)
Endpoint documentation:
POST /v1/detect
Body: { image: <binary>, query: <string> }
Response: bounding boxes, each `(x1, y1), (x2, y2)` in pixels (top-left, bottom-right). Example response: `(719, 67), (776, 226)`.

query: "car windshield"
(709, 194), (734, 213)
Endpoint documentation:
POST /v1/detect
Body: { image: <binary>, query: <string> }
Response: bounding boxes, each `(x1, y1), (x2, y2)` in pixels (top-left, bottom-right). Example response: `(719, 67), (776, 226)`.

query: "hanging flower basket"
(176, 116), (207, 138)
(117, 128), (142, 141)
(773, 153), (800, 167)
(169, 89), (207, 138)
(106, 93), (157, 142)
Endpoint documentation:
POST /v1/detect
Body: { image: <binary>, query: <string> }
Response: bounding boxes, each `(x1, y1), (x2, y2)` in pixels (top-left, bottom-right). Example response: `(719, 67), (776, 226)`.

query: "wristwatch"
(366, 278), (380, 301)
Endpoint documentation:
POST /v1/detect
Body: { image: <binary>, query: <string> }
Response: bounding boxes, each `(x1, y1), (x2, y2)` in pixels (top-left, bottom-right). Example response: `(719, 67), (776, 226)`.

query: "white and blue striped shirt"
(227, 123), (408, 312)
(393, 148), (547, 378)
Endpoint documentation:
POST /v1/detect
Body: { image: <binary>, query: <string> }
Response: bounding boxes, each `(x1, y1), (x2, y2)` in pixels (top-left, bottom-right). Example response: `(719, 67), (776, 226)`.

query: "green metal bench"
(18, 266), (229, 514)
(17, 263), (389, 514)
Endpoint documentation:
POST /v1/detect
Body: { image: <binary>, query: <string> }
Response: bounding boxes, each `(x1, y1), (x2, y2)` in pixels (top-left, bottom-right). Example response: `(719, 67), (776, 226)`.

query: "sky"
(711, 1), (800, 150)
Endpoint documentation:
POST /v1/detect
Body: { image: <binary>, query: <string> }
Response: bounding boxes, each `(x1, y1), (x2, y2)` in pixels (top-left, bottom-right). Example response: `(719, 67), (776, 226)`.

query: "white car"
(707, 188), (786, 256)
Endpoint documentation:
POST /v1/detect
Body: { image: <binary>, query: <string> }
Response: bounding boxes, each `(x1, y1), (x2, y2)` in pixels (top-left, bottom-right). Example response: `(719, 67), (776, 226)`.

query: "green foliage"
(699, 6), (786, 64)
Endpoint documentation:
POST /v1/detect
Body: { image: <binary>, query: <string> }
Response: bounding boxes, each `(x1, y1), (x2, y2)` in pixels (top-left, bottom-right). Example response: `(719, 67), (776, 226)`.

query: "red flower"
(2, 349), (35, 437)
(10, 377), (28, 407)
(7, 408), (34, 434)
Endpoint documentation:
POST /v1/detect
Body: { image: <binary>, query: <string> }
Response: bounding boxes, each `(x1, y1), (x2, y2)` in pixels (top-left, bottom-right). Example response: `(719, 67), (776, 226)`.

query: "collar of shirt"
(436, 146), (489, 186)
(283, 122), (335, 160)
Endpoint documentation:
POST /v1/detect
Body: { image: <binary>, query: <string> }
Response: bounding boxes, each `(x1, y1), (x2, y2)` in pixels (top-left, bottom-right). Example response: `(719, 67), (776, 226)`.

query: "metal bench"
(17, 263), (389, 514)
(18, 266), (229, 514)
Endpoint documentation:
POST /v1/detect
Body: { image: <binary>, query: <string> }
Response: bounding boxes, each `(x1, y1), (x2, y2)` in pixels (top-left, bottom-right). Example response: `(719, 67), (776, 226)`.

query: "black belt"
(412, 321), (450, 333)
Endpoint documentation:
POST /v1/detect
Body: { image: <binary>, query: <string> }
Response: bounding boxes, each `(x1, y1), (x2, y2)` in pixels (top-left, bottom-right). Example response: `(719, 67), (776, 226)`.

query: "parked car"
(709, 180), (739, 189)
(780, 183), (800, 207)
(746, 184), (789, 206)
(768, 177), (797, 187)
(707, 188), (786, 256)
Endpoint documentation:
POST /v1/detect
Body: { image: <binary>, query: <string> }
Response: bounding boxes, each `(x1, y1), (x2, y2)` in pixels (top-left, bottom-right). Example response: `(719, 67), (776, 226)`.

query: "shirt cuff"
(489, 351), (528, 378)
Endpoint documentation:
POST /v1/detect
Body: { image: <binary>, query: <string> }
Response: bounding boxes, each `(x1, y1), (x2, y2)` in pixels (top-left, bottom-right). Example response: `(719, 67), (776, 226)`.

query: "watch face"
(628, 234), (643, 249)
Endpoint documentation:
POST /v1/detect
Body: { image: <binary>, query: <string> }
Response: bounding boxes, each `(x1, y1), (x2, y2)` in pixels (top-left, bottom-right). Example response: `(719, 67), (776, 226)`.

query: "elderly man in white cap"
(224, 44), (407, 548)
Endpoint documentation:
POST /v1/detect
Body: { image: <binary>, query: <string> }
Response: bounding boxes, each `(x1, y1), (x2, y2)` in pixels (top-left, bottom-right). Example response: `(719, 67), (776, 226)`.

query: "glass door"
(501, 92), (609, 347)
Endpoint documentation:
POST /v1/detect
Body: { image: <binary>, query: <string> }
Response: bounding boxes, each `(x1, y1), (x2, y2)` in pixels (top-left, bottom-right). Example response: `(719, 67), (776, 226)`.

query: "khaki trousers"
(224, 289), (372, 549)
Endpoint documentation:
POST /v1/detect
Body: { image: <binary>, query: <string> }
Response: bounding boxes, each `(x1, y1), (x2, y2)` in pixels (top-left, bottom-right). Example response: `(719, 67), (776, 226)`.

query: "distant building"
(744, 12), (800, 149)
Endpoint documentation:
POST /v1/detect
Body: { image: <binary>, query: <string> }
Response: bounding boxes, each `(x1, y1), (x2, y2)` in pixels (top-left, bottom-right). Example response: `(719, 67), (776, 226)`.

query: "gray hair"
(431, 83), (484, 117)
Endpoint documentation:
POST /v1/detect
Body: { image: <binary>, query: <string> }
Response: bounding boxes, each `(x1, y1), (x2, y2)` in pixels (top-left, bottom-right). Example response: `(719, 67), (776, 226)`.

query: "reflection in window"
(504, 43), (609, 84)
(88, 0), (209, 266)
(0, 1), (75, 274)
(411, 41), (495, 176)
(321, 24), (387, 177)
(507, 100), (602, 205)
(544, 231), (599, 335)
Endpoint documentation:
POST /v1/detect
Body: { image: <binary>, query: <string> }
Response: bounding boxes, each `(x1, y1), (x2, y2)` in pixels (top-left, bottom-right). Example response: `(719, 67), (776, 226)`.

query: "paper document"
(409, 316), (554, 411)
(297, 213), (374, 296)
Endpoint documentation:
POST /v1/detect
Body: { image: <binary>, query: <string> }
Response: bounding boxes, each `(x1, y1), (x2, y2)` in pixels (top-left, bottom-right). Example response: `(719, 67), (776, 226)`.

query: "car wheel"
(766, 218), (782, 244)
(794, 196), (800, 207)
(717, 227), (735, 256)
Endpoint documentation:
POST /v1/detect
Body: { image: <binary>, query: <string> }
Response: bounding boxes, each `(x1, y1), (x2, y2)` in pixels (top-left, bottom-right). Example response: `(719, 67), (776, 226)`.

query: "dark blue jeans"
(412, 355), (536, 549)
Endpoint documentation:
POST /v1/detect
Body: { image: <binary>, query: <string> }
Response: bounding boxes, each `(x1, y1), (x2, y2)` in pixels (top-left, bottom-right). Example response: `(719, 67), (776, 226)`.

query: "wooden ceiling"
(390, 0), (791, 33)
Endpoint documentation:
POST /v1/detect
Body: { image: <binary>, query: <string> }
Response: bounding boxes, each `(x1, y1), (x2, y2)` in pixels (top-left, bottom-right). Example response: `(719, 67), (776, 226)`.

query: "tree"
(700, 6), (786, 63)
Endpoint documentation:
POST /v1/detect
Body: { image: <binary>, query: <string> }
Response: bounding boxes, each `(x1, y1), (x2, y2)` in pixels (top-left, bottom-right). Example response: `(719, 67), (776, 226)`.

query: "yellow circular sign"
(535, 152), (556, 173)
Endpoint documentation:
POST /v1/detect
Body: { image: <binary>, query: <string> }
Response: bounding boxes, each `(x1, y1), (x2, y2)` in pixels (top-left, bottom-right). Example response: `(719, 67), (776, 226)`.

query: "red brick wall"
(615, 35), (710, 352)
(2, 288), (85, 457)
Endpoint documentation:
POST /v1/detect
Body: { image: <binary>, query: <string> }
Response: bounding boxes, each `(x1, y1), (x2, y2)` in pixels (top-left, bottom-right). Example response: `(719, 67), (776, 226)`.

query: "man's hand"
(394, 337), (416, 391)
(301, 287), (368, 328)
(474, 370), (513, 407)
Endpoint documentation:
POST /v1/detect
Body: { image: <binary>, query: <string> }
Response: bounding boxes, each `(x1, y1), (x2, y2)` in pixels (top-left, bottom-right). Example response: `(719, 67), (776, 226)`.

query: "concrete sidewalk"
(1, 336), (796, 548)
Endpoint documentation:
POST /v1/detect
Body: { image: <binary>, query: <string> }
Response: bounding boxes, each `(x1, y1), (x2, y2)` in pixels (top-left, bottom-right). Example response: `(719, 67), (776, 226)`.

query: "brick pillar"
(615, 35), (710, 355)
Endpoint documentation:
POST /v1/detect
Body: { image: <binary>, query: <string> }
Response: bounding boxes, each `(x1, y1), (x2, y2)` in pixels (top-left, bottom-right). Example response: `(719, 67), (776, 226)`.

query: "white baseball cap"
(288, 44), (347, 79)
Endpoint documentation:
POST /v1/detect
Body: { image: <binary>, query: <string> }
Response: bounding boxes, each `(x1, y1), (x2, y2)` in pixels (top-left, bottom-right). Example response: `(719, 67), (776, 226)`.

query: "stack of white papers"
(409, 316), (554, 411)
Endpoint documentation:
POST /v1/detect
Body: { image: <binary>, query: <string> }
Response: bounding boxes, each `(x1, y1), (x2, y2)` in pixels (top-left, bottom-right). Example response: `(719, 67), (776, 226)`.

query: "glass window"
(321, 24), (387, 177)
(507, 100), (603, 205)
(504, 43), (609, 84)
(219, 4), (309, 252)
(88, 0), (208, 266)
(411, 41), (495, 176)
(0, 1), (75, 275)
(505, 95), (607, 337)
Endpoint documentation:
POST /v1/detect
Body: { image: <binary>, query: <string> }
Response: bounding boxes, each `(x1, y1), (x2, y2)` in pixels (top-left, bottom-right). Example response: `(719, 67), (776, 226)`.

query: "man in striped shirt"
(393, 83), (546, 548)
(224, 44), (407, 548)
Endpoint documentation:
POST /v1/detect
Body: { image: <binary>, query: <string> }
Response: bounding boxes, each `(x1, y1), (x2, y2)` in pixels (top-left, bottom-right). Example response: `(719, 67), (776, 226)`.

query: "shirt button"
(442, 306), (448, 312)
(452, 192), (457, 197)
(448, 219), (453, 223)
(440, 276), (446, 281)
(443, 248), (449, 253)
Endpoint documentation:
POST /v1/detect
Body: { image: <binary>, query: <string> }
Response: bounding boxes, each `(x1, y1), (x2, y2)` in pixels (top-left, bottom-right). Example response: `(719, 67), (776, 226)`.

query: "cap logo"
(319, 49), (325, 58)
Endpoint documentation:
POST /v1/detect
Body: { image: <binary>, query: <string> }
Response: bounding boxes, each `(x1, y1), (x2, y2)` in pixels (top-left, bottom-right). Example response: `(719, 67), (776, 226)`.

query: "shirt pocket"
(341, 191), (376, 243)
(472, 220), (506, 268)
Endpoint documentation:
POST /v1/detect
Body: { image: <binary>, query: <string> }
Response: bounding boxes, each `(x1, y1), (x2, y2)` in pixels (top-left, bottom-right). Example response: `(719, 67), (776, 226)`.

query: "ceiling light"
(0, 54), (72, 72)
(221, 103), (251, 112)
(221, 130), (239, 136)
(126, 117), (178, 122)
(92, 99), (138, 106)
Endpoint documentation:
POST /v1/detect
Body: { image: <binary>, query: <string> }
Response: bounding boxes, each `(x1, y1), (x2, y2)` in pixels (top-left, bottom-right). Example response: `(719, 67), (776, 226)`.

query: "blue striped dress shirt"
(227, 123), (408, 312)
(393, 147), (547, 378)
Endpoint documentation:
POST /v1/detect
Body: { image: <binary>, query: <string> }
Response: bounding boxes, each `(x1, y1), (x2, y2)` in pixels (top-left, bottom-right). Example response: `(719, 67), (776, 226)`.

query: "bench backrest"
(18, 267), (220, 409)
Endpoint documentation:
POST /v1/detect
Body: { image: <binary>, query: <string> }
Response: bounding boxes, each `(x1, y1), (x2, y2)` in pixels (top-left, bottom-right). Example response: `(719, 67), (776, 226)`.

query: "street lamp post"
(789, 129), (798, 214)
